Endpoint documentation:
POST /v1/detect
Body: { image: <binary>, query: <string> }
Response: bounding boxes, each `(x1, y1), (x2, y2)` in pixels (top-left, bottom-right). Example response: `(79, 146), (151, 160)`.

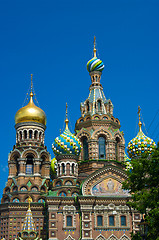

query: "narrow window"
(29, 130), (32, 139)
(99, 136), (106, 159)
(97, 100), (101, 111)
(97, 215), (103, 226)
(26, 155), (34, 175)
(24, 130), (27, 139)
(83, 137), (88, 160)
(87, 101), (89, 112)
(109, 216), (115, 226)
(66, 216), (72, 227)
(72, 163), (74, 174)
(121, 216), (126, 226)
(62, 163), (65, 174)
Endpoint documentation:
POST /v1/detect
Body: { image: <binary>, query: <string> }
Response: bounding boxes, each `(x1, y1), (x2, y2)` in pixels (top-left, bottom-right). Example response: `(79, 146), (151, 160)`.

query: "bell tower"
(2, 75), (51, 204)
(75, 38), (125, 175)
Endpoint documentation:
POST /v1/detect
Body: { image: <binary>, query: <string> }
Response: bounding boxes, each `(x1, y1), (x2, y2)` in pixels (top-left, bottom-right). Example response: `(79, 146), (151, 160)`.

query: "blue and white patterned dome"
(52, 128), (81, 156)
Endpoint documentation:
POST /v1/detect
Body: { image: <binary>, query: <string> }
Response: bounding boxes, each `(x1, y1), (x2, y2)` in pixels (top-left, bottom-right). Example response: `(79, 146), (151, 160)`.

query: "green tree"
(123, 143), (159, 240)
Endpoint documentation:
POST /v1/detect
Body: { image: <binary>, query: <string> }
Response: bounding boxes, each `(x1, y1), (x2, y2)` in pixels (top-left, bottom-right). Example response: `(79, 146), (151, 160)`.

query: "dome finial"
(138, 106), (142, 132)
(65, 102), (69, 130)
(93, 36), (97, 57)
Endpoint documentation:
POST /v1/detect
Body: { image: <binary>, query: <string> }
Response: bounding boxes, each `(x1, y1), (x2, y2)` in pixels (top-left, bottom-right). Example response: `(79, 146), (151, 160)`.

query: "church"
(0, 39), (156, 240)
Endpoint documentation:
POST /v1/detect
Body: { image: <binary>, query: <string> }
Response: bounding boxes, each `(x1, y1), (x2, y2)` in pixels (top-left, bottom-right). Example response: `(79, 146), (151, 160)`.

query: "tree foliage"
(123, 143), (159, 239)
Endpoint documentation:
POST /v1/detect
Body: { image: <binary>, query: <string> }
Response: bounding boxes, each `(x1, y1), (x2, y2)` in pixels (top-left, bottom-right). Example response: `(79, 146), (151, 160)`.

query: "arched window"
(65, 180), (73, 186)
(13, 198), (19, 203)
(66, 216), (72, 226)
(82, 137), (88, 160)
(97, 100), (101, 112)
(20, 186), (27, 191)
(38, 199), (45, 203)
(24, 130), (27, 139)
(59, 191), (66, 196)
(99, 136), (106, 159)
(115, 137), (120, 160)
(31, 186), (38, 192)
(62, 163), (65, 174)
(26, 155), (34, 175)
(29, 130), (32, 139)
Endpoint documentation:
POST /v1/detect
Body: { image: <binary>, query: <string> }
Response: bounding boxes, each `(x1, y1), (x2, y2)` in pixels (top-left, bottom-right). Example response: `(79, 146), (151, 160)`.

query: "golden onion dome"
(15, 92), (46, 125)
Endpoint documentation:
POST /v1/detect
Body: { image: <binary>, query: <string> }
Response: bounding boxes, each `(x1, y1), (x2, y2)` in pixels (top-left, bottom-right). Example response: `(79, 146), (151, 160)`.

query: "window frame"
(98, 136), (106, 159)
(97, 215), (103, 226)
(109, 215), (115, 226)
(120, 215), (126, 226)
(66, 216), (73, 227)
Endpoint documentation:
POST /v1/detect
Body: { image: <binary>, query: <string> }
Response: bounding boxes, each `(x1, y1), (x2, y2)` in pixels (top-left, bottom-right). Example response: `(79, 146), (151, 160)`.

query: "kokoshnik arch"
(0, 38), (156, 240)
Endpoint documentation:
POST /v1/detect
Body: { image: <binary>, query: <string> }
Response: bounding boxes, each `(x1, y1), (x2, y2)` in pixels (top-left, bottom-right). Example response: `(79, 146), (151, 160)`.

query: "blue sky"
(0, 0), (159, 198)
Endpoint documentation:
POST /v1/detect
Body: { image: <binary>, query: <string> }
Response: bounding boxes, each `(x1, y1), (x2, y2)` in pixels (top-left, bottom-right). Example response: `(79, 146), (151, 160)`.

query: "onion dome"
(15, 76), (46, 125)
(52, 104), (81, 156)
(87, 57), (104, 72)
(127, 107), (156, 158)
(87, 36), (104, 73)
(124, 153), (132, 171)
(50, 158), (57, 174)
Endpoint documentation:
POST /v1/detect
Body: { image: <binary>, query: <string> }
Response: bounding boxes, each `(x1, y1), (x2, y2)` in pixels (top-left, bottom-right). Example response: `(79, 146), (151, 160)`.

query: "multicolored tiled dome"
(127, 131), (156, 158)
(87, 57), (104, 72)
(52, 105), (81, 157)
(52, 128), (81, 156)
(127, 107), (156, 158)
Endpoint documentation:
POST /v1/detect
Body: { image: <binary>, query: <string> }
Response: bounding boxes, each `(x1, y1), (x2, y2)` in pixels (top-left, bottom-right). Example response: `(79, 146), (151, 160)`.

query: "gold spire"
(65, 102), (69, 130)
(93, 36), (97, 58)
(138, 106), (142, 132)
(28, 196), (32, 210)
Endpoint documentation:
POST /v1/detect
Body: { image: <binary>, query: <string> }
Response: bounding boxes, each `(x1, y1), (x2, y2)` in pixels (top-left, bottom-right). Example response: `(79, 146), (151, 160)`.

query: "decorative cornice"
(15, 121), (46, 130)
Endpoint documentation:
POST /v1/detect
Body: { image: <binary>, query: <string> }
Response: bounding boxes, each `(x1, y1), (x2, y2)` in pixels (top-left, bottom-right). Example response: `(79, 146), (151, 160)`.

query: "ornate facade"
(1, 40), (153, 240)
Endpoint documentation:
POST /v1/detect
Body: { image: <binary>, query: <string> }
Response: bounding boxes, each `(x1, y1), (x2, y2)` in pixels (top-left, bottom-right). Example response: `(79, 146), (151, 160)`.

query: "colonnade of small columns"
(16, 128), (45, 144)
(57, 161), (78, 178)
